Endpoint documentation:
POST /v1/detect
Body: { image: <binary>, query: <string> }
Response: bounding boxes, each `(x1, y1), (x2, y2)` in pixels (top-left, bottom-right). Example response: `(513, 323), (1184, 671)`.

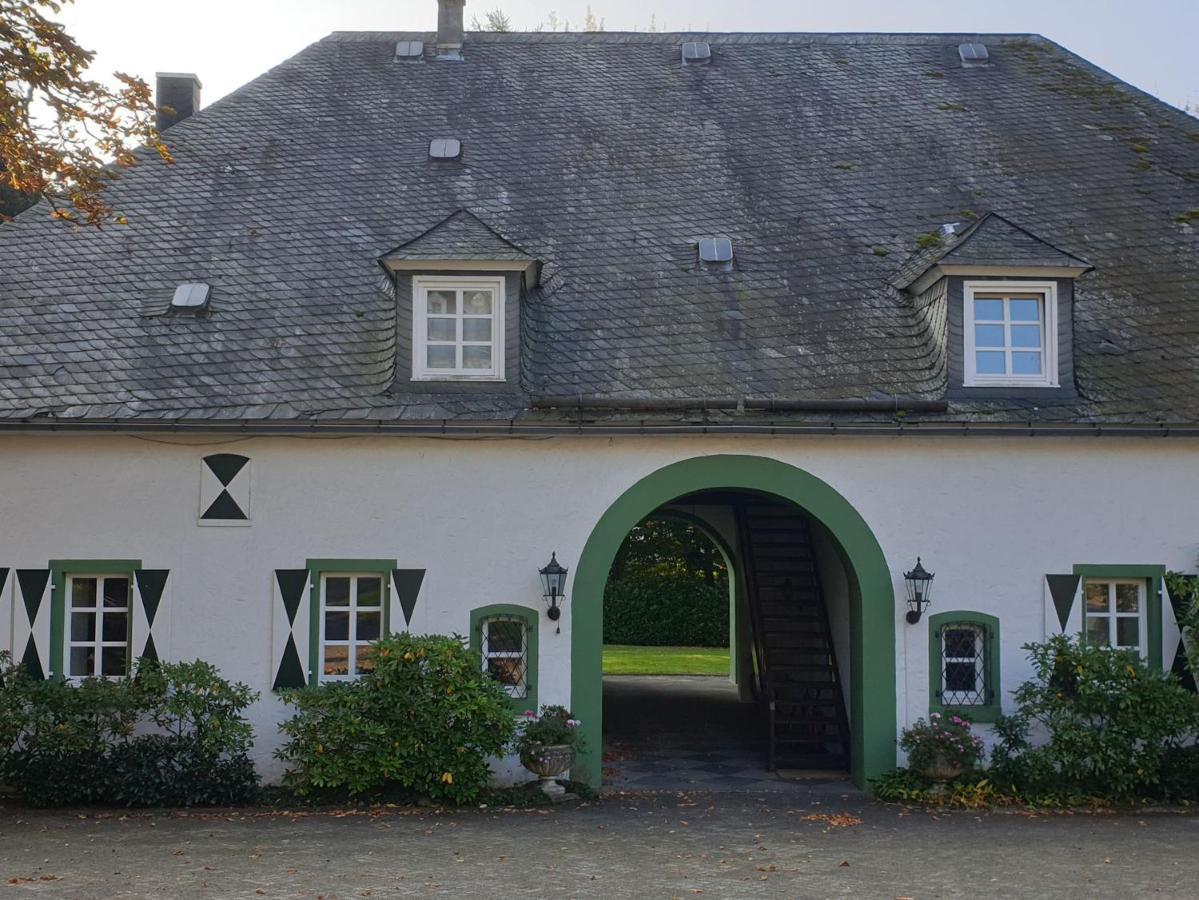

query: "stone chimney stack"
(436, 0), (466, 60)
(156, 73), (202, 132)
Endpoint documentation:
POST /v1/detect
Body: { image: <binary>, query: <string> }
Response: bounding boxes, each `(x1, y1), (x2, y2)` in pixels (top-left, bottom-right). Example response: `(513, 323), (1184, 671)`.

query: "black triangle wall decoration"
(204, 453), (250, 487)
(21, 635), (43, 680)
(140, 633), (160, 663)
(16, 569), (49, 625)
(393, 569), (425, 627)
(135, 570), (169, 625)
(0, 568), (8, 598)
(276, 569), (309, 626)
(1046, 574), (1081, 631)
(273, 635), (306, 690)
(202, 489), (247, 520)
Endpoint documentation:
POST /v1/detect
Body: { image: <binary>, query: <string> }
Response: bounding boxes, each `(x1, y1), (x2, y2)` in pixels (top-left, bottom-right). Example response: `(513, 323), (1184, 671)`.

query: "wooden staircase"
(735, 501), (850, 771)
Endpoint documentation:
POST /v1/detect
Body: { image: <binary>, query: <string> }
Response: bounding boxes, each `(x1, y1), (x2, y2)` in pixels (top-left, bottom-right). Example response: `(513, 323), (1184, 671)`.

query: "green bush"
(991, 636), (1199, 801)
(603, 577), (728, 646)
(0, 657), (259, 808)
(276, 633), (516, 804)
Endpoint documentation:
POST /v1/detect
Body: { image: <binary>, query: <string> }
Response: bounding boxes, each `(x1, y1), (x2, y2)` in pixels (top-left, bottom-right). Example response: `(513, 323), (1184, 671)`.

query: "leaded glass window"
(482, 617), (528, 698)
(938, 622), (988, 707)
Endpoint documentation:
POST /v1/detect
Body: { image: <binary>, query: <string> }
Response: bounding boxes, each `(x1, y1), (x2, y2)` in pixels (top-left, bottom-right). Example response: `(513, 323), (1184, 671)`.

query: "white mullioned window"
(481, 617), (528, 698)
(319, 573), (385, 681)
(963, 281), (1058, 387)
(412, 276), (505, 380)
(67, 574), (131, 678)
(1084, 578), (1147, 657)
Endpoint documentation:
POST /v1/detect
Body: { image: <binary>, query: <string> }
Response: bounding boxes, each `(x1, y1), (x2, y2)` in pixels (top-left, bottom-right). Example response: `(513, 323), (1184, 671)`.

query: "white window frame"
(66, 574), (132, 680)
(1083, 578), (1148, 658)
(411, 275), (505, 382)
(963, 280), (1058, 388)
(317, 572), (386, 683)
(481, 616), (528, 699)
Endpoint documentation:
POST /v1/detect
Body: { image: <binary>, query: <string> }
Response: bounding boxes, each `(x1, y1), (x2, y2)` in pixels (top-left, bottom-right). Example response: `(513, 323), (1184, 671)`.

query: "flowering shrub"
(513, 705), (586, 758)
(899, 713), (984, 773)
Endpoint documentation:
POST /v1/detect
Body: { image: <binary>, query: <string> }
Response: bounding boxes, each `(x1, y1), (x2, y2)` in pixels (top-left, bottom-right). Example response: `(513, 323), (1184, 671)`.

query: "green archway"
(570, 454), (896, 788)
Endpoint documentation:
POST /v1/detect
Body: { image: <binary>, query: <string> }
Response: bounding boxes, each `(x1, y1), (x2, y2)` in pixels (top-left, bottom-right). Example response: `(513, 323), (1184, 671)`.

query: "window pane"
(355, 645), (376, 674)
(102, 612), (127, 642)
(103, 578), (129, 608)
(1009, 298), (1041, 321)
(943, 628), (978, 660)
(1085, 582), (1108, 612)
(323, 645), (349, 676)
(357, 577), (382, 608)
(487, 620), (524, 653)
(1011, 352), (1042, 375)
(974, 324), (1005, 348)
(71, 612), (96, 642)
(427, 290), (457, 315)
(325, 611), (350, 641)
(427, 345), (456, 369)
(1010, 325), (1041, 348)
(976, 351), (1006, 374)
(1086, 616), (1110, 646)
(1116, 583), (1140, 613)
(462, 346), (492, 369)
(462, 318), (492, 341)
(71, 578), (97, 608)
(944, 661), (977, 693)
(101, 646), (127, 678)
(427, 318), (456, 341)
(326, 578), (350, 606)
(973, 298), (1004, 321)
(463, 290), (493, 314)
(1116, 617), (1140, 648)
(488, 657), (525, 686)
(70, 646), (93, 677)
(356, 611), (381, 642)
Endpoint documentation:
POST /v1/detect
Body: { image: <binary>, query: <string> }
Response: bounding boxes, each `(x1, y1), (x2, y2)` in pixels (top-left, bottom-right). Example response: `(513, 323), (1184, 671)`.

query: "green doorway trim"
(570, 454), (896, 788)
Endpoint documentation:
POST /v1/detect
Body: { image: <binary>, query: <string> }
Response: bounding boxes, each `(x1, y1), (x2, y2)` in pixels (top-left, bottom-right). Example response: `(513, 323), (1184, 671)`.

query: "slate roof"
(381, 209), (536, 263)
(0, 30), (1197, 428)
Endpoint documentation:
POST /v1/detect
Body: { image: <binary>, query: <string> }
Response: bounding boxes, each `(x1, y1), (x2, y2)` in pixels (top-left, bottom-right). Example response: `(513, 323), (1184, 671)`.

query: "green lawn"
(602, 644), (730, 676)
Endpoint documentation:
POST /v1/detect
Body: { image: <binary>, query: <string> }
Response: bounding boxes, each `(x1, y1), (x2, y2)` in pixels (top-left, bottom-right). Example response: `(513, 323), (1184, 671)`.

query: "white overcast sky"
(59, 0), (1198, 111)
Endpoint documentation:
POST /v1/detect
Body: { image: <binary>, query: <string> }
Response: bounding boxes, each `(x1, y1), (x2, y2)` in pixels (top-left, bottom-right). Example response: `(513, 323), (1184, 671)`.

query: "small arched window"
(469, 604), (538, 713)
(928, 611), (1001, 722)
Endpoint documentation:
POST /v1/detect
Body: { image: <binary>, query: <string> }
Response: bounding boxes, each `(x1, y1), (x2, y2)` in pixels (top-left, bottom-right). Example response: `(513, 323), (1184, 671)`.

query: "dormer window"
(963, 281), (1058, 387)
(412, 276), (505, 380)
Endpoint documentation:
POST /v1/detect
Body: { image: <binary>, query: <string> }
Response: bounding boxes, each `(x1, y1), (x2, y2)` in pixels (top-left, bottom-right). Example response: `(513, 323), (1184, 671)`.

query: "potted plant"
(899, 713), (984, 782)
(514, 705), (585, 796)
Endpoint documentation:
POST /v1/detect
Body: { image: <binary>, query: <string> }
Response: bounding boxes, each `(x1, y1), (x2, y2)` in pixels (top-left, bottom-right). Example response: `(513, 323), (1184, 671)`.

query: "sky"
(58, 0), (1198, 112)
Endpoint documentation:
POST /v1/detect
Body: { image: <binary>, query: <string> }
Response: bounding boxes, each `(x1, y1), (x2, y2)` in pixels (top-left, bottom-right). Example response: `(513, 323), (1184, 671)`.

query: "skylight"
(698, 238), (733, 265)
(958, 43), (989, 67)
(394, 40), (424, 61)
(682, 41), (712, 65)
(171, 283), (211, 312)
(429, 138), (462, 160)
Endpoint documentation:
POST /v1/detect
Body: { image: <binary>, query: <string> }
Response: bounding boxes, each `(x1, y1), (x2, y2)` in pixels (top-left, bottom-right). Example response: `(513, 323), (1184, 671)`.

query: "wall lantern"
(539, 552), (569, 633)
(903, 557), (935, 624)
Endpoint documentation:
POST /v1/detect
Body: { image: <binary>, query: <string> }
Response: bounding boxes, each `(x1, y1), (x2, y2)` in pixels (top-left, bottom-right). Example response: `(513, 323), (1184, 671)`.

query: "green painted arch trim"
(305, 559), (397, 686)
(569, 454), (896, 788)
(1073, 564), (1166, 671)
(927, 611), (1002, 724)
(469, 603), (540, 714)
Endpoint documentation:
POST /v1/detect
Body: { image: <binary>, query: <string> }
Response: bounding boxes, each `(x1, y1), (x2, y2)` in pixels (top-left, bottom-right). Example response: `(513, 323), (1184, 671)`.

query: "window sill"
(931, 703), (1002, 724)
(410, 375), (507, 383)
(961, 379), (1060, 390)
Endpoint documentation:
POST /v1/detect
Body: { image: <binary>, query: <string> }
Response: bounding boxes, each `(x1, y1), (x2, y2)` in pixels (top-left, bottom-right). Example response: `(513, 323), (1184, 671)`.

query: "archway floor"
(601, 675), (851, 792)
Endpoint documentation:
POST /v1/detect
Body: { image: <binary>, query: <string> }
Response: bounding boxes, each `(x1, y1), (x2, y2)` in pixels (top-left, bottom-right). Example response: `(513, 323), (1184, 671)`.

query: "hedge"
(603, 577), (729, 647)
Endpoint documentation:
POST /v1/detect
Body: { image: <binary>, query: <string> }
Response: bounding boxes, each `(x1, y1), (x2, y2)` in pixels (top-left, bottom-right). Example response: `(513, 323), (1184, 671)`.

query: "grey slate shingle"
(0, 31), (1196, 426)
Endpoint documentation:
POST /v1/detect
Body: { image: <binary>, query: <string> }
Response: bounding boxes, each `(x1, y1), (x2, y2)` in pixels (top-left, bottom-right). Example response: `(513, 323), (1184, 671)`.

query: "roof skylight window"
(395, 40), (424, 61)
(698, 238), (733, 265)
(682, 41), (712, 65)
(958, 43), (989, 67)
(170, 282), (211, 312)
(429, 138), (462, 160)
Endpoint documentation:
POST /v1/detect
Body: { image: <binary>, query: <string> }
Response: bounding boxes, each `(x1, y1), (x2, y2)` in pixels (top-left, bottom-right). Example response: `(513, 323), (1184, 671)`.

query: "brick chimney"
(436, 0), (465, 59)
(156, 73), (202, 132)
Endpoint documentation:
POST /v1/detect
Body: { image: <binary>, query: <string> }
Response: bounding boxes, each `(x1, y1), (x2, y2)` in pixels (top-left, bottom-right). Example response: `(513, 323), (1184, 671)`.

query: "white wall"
(1, 432), (1196, 778)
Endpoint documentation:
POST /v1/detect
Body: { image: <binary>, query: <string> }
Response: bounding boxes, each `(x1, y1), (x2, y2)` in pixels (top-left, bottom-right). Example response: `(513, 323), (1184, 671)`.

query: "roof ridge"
(324, 30), (1048, 45)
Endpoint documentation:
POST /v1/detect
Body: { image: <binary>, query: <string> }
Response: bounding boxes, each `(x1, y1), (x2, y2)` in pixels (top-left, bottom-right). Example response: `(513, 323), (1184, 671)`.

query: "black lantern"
(539, 552), (569, 631)
(903, 557), (935, 624)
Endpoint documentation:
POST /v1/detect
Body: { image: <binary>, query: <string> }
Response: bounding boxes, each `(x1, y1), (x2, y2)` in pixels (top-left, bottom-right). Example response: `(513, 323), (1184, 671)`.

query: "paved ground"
(2, 792), (1197, 898)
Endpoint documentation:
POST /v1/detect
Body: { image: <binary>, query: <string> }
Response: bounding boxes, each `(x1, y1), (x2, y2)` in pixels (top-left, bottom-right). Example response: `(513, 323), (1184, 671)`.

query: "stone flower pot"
(520, 743), (576, 796)
(920, 753), (964, 783)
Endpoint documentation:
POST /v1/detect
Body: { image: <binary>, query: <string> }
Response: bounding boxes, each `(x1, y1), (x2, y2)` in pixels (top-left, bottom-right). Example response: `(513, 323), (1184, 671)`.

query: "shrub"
(276, 633), (516, 804)
(0, 658), (259, 808)
(991, 635), (1199, 801)
(870, 768), (1006, 809)
(899, 713), (984, 774)
(603, 577), (728, 646)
